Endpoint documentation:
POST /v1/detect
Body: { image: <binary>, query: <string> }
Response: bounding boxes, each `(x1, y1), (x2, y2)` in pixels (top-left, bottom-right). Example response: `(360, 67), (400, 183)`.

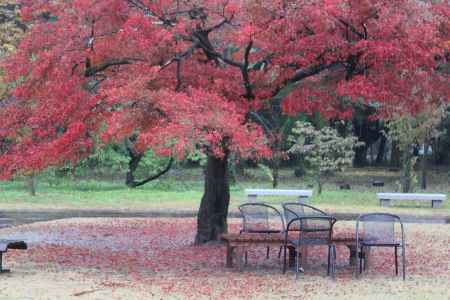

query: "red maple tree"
(0, 0), (448, 242)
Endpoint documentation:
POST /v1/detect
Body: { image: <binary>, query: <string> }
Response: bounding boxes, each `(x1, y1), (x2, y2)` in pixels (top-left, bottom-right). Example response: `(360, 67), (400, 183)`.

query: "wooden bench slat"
(221, 233), (284, 243)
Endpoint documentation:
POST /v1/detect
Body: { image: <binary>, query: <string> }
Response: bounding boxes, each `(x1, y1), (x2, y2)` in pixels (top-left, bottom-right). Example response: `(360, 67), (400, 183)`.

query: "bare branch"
(242, 40), (254, 99)
(126, 0), (175, 26)
(337, 18), (365, 40)
(176, 60), (182, 91)
(205, 17), (233, 33)
(288, 62), (342, 84)
(84, 59), (131, 76)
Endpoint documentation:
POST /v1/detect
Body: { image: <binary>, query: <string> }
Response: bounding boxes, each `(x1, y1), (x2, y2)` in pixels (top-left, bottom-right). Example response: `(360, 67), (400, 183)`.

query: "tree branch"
(126, 0), (174, 26)
(242, 40), (254, 99)
(176, 59), (182, 91)
(288, 62), (342, 84)
(127, 156), (174, 188)
(84, 59), (134, 76)
(337, 18), (365, 40)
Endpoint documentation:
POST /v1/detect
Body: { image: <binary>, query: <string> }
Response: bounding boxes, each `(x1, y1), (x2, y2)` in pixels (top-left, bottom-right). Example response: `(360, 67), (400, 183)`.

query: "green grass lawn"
(0, 167), (449, 216)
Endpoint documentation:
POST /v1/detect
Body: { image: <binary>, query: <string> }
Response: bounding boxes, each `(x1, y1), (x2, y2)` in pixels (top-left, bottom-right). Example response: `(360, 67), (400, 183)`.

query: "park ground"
(0, 218), (448, 300)
(0, 167), (449, 299)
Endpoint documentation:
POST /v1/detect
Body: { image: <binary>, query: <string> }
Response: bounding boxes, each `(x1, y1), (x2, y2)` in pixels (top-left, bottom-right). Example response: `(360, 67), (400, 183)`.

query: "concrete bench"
(377, 193), (446, 208)
(0, 239), (27, 273)
(245, 189), (313, 204)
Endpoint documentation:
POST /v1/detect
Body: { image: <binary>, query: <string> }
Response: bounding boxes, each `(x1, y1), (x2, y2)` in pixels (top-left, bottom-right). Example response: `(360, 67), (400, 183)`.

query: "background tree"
(387, 102), (448, 192)
(289, 121), (360, 194)
(0, 0), (448, 243)
(0, 0), (25, 98)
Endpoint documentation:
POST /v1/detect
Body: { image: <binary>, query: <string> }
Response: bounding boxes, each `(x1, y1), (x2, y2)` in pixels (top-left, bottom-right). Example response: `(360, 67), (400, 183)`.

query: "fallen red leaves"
(1, 218), (448, 299)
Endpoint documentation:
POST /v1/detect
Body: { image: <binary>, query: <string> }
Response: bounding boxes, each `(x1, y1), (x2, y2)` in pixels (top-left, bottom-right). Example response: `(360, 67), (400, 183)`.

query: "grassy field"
(0, 167), (449, 216)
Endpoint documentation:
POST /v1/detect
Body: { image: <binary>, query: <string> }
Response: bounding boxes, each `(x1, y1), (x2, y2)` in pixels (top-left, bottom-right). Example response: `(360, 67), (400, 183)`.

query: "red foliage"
(0, 0), (448, 177)
(3, 218), (449, 298)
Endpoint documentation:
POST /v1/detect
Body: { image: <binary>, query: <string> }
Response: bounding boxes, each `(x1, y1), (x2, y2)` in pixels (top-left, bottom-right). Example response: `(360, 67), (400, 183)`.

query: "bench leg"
(432, 200), (442, 208)
(363, 247), (371, 270)
(226, 244), (234, 268)
(235, 247), (245, 272)
(247, 194), (258, 202)
(300, 246), (308, 267)
(288, 246), (296, 268)
(347, 245), (357, 266)
(380, 199), (391, 207)
(0, 253), (10, 273)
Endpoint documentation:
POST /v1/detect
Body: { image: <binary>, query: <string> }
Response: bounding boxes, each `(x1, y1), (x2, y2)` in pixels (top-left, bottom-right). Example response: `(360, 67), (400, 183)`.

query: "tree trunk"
(400, 150), (414, 193)
(271, 139), (281, 188)
(420, 142), (429, 190)
(27, 173), (36, 196)
(272, 163), (279, 188)
(390, 141), (401, 167)
(125, 151), (143, 187)
(316, 174), (322, 195)
(353, 145), (368, 167)
(376, 135), (387, 165)
(195, 153), (230, 244)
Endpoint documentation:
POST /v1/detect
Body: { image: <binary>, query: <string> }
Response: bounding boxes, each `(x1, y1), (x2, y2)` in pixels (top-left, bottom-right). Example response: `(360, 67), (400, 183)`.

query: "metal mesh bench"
(0, 239), (27, 273)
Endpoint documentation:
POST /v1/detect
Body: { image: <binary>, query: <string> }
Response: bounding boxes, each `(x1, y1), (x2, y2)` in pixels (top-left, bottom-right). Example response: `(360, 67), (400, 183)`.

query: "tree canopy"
(0, 0), (448, 242)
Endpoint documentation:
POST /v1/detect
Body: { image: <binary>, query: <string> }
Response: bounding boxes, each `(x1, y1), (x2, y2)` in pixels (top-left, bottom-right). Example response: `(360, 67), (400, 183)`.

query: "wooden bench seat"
(377, 193), (446, 208)
(221, 233), (366, 271)
(0, 239), (27, 273)
(220, 233), (292, 271)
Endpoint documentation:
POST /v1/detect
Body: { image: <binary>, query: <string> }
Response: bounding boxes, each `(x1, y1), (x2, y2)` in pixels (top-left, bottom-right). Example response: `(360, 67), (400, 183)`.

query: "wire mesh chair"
(356, 213), (406, 280)
(282, 206), (337, 279)
(282, 202), (328, 231)
(281, 203), (331, 262)
(238, 203), (285, 264)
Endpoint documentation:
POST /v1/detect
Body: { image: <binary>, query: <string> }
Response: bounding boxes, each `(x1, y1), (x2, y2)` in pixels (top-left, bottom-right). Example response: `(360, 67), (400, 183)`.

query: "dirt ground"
(0, 218), (448, 299)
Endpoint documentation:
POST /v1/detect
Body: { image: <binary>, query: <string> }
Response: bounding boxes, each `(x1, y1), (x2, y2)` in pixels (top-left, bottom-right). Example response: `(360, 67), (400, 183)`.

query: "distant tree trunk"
(27, 173), (36, 196)
(420, 141), (430, 190)
(376, 135), (387, 165)
(195, 152), (230, 244)
(390, 141), (401, 167)
(272, 163), (279, 188)
(354, 145), (368, 167)
(400, 150), (414, 193)
(125, 150), (143, 187)
(316, 174), (323, 195)
(271, 138), (281, 188)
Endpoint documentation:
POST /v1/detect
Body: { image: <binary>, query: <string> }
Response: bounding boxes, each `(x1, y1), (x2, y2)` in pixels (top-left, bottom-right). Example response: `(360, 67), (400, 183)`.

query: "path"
(0, 209), (448, 229)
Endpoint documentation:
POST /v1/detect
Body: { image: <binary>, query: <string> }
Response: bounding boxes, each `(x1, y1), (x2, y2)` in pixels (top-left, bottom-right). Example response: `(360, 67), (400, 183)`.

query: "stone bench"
(0, 239), (27, 273)
(377, 193), (446, 208)
(245, 189), (313, 203)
